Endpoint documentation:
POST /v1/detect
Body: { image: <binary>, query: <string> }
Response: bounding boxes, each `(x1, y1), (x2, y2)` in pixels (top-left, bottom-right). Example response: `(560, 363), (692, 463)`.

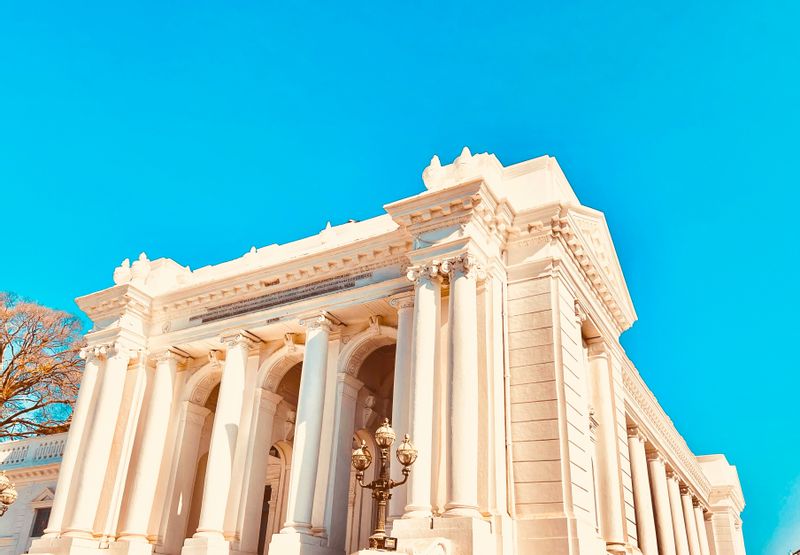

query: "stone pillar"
(63, 343), (135, 538)
(666, 471), (691, 555)
(188, 332), (256, 546)
(681, 487), (702, 555)
(586, 340), (626, 553)
(238, 390), (283, 554)
(647, 453), (676, 555)
(626, 428), (658, 555)
(402, 262), (441, 518)
(161, 402), (211, 555)
(388, 292), (414, 523)
(325, 373), (364, 551)
(118, 350), (185, 543)
(694, 502), (711, 555)
(43, 345), (106, 537)
(443, 254), (481, 517)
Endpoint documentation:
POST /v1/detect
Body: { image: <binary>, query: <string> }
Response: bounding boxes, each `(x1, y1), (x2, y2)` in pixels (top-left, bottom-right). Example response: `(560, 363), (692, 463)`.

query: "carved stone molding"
(627, 426), (648, 444)
(154, 348), (191, 368)
(440, 253), (486, 280)
(208, 350), (225, 367)
(646, 451), (665, 464)
(220, 330), (261, 351)
(406, 261), (445, 284)
(388, 291), (414, 311)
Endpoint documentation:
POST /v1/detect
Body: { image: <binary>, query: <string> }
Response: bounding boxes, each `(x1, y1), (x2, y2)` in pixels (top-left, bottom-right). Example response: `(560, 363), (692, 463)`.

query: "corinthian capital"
(405, 260), (444, 284)
(299, 312), (337, 332)
(220, 330), (260, 351)
(441, 253), (485, 279)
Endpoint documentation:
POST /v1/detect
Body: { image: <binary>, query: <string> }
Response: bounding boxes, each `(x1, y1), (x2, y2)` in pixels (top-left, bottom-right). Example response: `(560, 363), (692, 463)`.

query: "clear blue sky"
(1, 2), (796, 552)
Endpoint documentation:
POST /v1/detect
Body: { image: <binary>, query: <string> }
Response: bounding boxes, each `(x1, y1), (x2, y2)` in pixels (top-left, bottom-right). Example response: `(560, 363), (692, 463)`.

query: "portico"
(26, 148), (746, 555)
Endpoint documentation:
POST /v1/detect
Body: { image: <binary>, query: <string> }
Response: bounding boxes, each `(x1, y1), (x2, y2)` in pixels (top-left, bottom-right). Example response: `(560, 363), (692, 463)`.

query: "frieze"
(189, 268), (379, 325)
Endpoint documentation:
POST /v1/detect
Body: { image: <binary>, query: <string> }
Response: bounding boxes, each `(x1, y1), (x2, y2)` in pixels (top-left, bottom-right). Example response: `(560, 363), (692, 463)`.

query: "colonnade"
(627, 427), (714, 555)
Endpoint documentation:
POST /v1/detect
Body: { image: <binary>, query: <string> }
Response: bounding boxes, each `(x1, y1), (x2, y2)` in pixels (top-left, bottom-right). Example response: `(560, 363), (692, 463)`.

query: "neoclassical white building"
(12, 149), (746, 555)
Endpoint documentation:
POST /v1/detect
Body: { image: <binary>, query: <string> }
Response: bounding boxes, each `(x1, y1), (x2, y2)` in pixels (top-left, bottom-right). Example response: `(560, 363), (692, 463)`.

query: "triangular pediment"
(567, 207), (637, 330)
(31, 487), (55, 503)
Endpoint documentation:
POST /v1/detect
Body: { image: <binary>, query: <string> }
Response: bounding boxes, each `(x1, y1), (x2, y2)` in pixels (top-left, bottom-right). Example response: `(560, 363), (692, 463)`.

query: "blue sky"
(1, 2), (797, 552)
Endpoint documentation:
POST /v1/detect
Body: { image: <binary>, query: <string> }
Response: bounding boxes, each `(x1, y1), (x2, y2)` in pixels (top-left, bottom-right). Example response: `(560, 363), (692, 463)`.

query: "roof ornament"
(113, 258), (132, 285)
(131, 252), (151, 285)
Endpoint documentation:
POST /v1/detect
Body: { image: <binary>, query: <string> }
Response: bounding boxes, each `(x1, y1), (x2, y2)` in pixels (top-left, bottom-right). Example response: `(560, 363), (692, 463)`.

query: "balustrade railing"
(0, 433), (68, 469)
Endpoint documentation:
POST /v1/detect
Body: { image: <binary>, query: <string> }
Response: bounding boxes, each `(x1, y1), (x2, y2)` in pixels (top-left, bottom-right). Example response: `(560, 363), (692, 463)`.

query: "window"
(31, 507), (51, 538)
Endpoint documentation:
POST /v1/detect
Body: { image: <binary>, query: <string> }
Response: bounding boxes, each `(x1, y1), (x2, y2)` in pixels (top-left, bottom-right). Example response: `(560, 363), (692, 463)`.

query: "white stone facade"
(9, 149), (745, 555)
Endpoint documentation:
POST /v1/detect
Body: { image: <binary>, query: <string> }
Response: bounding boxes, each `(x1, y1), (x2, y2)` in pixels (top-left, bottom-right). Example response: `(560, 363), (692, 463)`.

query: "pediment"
(31, 487), (55, 503)
(566, 207), (637, 330)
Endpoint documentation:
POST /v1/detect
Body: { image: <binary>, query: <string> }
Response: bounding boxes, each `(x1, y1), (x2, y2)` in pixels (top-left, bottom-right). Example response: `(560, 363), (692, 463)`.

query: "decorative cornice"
(624, 364), (712, 500)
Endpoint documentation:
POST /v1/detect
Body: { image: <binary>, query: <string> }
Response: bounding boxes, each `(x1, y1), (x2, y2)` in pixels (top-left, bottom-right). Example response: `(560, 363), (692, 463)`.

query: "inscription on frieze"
(189, 263), (395, 324)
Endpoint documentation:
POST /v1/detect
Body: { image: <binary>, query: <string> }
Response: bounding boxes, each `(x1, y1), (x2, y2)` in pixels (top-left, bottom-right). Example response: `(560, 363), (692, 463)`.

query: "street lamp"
(351, 418), (417, 551)
(0, 471), (18, 517)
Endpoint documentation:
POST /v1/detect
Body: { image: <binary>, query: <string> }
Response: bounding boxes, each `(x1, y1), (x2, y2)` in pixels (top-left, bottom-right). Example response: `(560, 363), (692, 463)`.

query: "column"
(325, 373), (364, 551)
(43, 345), (105, 537)
(161, 402), (211, 555)
(586, 340), (626, 552)
(281, 313), (333, 533)
(681, 487), (702, 555)
(694, 502), (711, 555)
(647, 453), (676, 555)
(239, 390), (283, 554)
(388, 292), (414, 523)
(626, 427), (658, 555)
(192, 332), (256, 540)
(666, 471), (690, 555)
(63, 343), (135, 537)
(119, 350), (185, 542)
(403, 262), (441, 518)
(444, 254), (480, 518)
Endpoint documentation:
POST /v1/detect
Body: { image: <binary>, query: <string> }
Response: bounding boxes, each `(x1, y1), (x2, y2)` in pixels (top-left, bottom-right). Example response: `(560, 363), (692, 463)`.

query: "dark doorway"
(257, 485), (272, 555)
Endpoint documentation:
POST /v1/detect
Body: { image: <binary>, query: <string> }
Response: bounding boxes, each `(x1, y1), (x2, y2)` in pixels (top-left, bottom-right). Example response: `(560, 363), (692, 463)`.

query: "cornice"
(623, 362), (712, 501)
(152, 236), (412, 323)
(76, 283), (153, 323)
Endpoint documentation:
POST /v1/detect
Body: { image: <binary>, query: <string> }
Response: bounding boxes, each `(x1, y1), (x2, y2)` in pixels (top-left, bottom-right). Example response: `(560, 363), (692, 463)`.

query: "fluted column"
(193, 332), (257, 539)
(694, 503), (711, 555)
(43, 345), (106, 537)
(647, 453), (676, 555)
(443, 254), (481, 517)
(587, 339), (626, 552)
(239, 390), (283, 553)
(63, 343), (136, 537)
(388, 291), (414, 523)
(627, 427), (658, 555)
(681, 487), (702, 555)
(281, 313), (334, 533)
(666, 471), (691, 555)
(403, 262), (442, 518)
(119, 349), (186, 541)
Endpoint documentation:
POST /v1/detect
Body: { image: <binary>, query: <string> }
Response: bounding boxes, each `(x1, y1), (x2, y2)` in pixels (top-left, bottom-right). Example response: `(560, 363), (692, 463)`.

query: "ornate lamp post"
(0, 471), (18, 517)
(351, 418), (417, 551)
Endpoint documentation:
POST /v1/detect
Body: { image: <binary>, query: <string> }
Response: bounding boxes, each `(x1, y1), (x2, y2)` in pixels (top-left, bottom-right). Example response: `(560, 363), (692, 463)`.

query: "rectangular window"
(31, 507), (51, 538)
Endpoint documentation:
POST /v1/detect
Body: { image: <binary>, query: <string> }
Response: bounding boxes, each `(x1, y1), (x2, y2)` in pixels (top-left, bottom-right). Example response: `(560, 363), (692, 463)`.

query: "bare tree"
(0, 293), (84, 440)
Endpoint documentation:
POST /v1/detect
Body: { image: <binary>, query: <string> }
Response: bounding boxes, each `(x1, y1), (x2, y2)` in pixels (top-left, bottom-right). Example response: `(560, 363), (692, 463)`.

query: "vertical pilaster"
(681, 487), (702, 555)
(694, 501), (711, 555)
(63, 343), (136, 538)
(238, 390), (283, 554)
(666, 471), (690, 555)
(281, 313), (334, 533)
(388, 292), (414, 523)
(403, 262), (441, 518)
(43, 345), (106, 537)
(626, 427), (658, 555)
(191, 332), (256, 541)
(118, 349), (185, 543)
(586, 339), (626, 553)
(444, 254), (481, 518)
(647, 453), (676, 555)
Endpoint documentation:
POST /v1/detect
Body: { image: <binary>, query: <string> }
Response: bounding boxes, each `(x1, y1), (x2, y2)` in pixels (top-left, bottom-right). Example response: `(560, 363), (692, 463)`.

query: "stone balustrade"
(0, 433), (68, 469)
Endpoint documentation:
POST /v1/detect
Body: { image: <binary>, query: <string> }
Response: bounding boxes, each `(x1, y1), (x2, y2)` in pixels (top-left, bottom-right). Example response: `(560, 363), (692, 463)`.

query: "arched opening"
(184, 383), (219, 539)
(344, 343), (396, 551)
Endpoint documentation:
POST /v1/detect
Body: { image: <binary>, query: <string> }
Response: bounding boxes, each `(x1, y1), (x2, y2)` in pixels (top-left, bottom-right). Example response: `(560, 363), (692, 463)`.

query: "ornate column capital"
(388, 291), (415, 310)
(627, 425), (648, 444)
(80, 343), (110, 363)
(154, 348), (191, 368)
(406, 260), (445, 284)
(692, 498), (702, 508)
(440, 253), (486, 280)
(208, 349), (225, 367)
(665, 468), (678, 481)
(586, 338), (608, 358)
(680, 484), (692, 496)
(220, 330), (261, 351)
(646, 451), (665, 464)
(298, 311), (338, 332)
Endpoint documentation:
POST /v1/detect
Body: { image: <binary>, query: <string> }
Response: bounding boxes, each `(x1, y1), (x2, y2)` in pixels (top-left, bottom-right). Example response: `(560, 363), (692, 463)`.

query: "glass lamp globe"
(351, 440), (373, 472)
(374, 418), (396, 449)
(396, 434), (418, 467)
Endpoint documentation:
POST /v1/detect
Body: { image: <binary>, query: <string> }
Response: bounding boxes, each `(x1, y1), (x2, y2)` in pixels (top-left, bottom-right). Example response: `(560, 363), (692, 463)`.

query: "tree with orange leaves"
(0, 293), (83, 440)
